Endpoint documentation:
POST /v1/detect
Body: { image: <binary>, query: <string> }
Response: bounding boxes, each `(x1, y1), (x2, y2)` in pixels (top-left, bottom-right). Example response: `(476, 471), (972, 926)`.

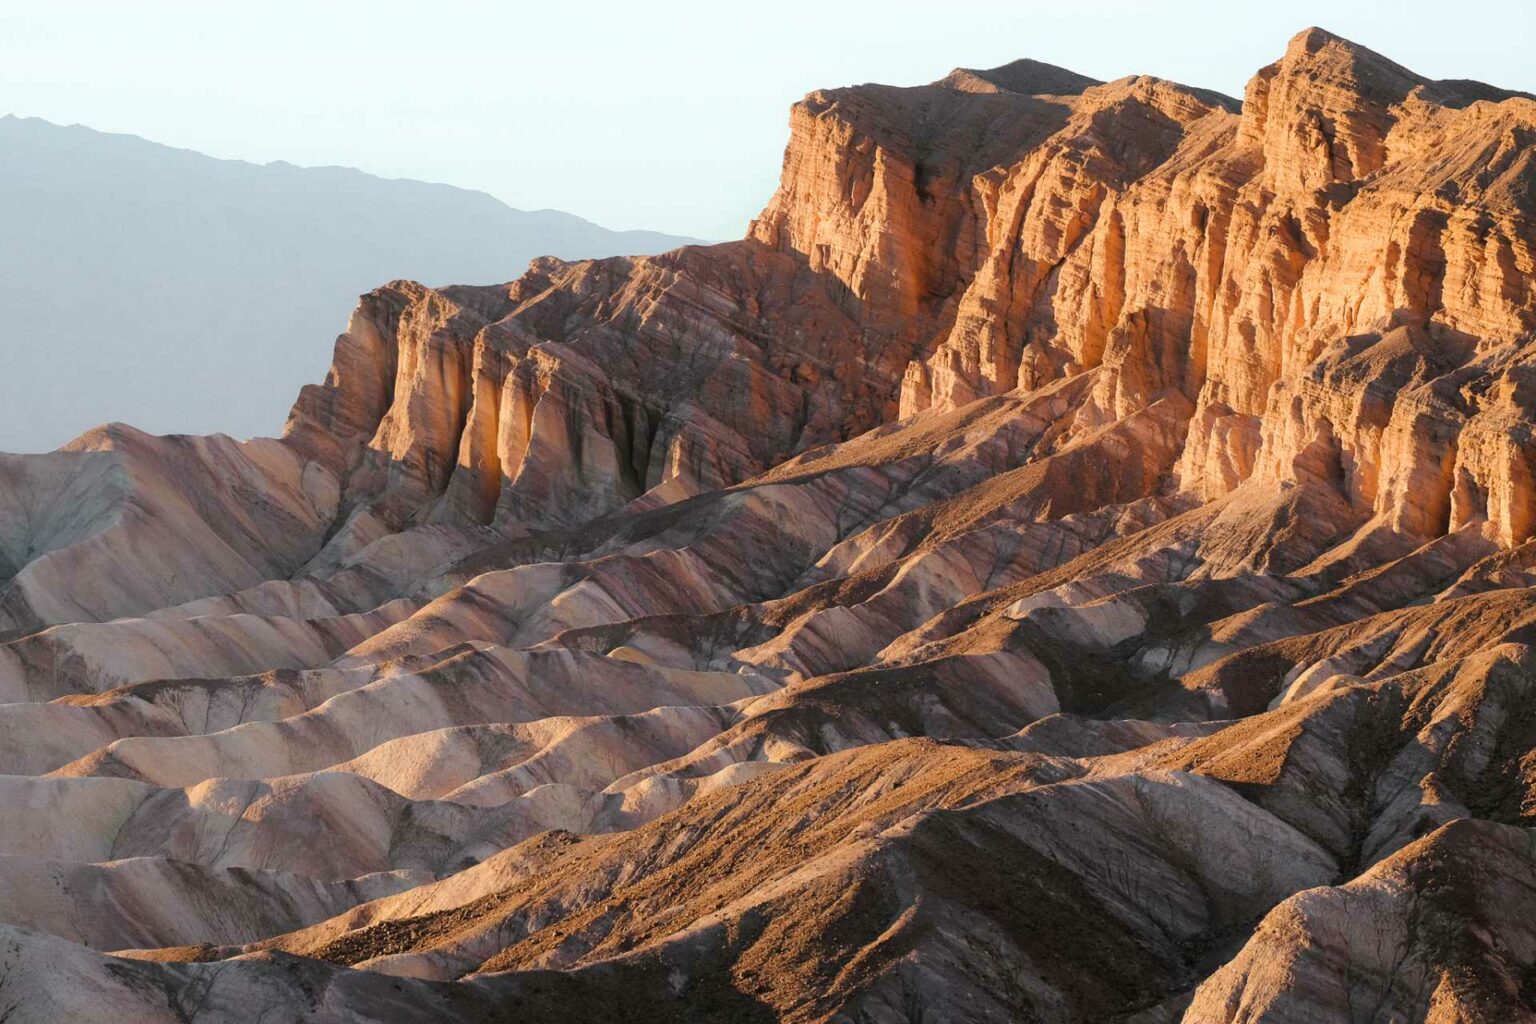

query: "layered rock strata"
(0, 27), (1534, 1024)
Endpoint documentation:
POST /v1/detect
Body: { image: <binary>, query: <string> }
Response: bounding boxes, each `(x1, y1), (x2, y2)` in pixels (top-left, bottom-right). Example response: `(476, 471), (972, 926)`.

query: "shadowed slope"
(0, 28), (1534, 1024)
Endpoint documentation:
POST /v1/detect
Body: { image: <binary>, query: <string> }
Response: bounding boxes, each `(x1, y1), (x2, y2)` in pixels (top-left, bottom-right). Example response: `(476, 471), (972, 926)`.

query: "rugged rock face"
(0, 27), (1534, 1024)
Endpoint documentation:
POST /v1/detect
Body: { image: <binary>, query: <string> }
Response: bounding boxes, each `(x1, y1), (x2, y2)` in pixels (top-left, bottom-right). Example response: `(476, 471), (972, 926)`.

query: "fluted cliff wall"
(4, 29), (1536, 1023)
(282, 29), (1535, 571)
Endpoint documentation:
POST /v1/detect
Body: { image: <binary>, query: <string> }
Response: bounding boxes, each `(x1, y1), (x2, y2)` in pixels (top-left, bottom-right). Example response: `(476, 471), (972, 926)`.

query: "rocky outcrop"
(1185, 819), (1536, 1023)
(882, 28), (1536, 546)
(0, 26), (1534, 1024)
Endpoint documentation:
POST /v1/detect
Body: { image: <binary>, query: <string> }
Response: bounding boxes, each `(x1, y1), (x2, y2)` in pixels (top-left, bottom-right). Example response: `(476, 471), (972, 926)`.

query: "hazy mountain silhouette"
(0, 115), (703, 452)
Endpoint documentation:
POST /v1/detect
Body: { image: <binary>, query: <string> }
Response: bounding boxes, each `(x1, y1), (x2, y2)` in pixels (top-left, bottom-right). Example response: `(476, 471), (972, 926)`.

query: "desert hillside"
(1, 27), (1534, 1023)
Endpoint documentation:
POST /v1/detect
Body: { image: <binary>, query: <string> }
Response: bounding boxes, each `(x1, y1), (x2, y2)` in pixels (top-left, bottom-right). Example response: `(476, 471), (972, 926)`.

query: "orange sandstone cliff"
(0, 27), (1534, 1024)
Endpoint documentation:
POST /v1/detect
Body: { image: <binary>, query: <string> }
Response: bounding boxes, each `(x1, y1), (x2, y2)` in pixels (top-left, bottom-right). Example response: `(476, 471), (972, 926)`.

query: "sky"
(3, 0), (1535, 240)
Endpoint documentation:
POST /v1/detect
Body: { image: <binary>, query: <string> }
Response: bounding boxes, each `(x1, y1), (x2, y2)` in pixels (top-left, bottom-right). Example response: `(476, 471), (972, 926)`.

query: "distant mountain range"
(4, 30), (1536, 1023)
(0, 115), (702, 452)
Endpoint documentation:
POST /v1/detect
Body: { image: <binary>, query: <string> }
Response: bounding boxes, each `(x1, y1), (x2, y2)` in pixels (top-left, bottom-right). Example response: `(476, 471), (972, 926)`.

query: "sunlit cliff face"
(0, 26), (1535, 1024)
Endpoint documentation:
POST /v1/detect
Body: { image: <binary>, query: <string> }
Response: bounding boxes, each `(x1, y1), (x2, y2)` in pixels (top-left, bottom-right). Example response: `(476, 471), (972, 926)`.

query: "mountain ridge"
(0, 114), (703, 453)
(0, 26), (1534, 1022)
(0, 114), (698, 245)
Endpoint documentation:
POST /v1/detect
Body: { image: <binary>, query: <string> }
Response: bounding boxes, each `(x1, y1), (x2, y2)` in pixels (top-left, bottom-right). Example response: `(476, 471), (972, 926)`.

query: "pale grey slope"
(0, 115), (702, 453)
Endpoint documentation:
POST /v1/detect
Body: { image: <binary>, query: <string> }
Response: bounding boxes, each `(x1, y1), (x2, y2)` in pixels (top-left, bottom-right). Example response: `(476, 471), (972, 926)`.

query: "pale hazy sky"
(3, 0), (1534, 240)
